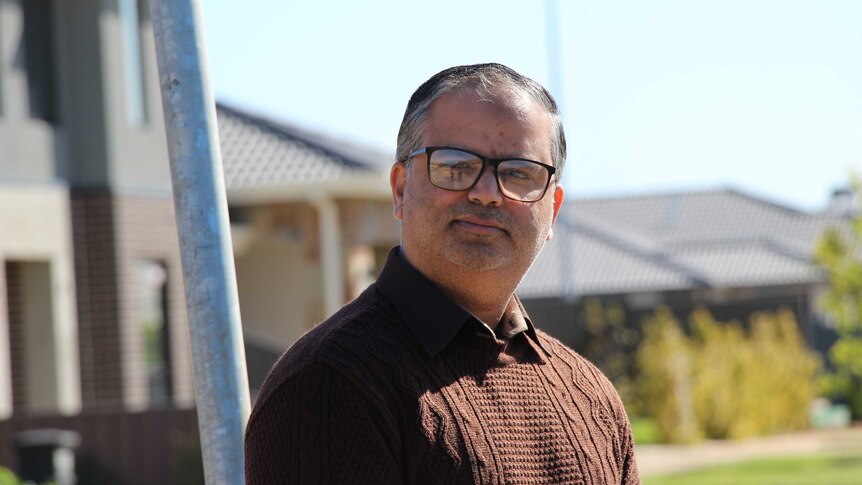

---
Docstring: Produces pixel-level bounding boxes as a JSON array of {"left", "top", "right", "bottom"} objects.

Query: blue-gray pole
[
  {"left": 545, "top": 0, "right": 575, "bottom": 301},
  {"left": 545, "top": 0, "right": 565, "bottom": 115},
  {"left": 148, "top": 1, "right": 250, "bottom": 483}
]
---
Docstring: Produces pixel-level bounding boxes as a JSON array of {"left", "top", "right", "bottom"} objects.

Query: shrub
[
  {"left": 577, "top": 298, "right": 642, "bottom": 415},
  {"left": 636, "top": 307, "right": 820, "bottom": 443},
  {"left": 0, "top": 467, "right": 55, "bottom": 485},
  {"left": 636, "top": 307, "right": 701, "bottom": 443},
  {"left": 0, "top": 468, "right": 21, "bottom": 485}
]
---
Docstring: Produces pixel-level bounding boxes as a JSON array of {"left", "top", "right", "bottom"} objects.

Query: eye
[{"left": 500, "top": 167, "right": 536, "bottom": 180}]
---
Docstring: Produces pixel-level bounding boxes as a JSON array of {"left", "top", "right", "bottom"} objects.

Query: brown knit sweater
[{"left": 245, "top": 252, "right": 639, "bottom": 484}]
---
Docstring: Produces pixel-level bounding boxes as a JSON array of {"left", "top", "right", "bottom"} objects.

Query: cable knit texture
[{"left": 245, "top": 282, "right": 639, "bottom": 484}]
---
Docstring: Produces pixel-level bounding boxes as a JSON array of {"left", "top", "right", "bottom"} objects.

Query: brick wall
[
  {"left": 114, "top": 193, "right": 194, "bottom": 409},
  {"left": 70, "top": 189, "right": 193, "bottom": 411},
  {"left": 70, "top": 191, "right": 124, "bottom": 409}
]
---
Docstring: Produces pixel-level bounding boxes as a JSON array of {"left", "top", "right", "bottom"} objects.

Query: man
[{"left": 245, "top": 63, "right": 639, "bottom": 484}]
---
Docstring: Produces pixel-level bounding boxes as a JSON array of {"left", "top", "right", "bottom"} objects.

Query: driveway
[{"left": 635, "top": 425, "right": 862, "bottom": 476}]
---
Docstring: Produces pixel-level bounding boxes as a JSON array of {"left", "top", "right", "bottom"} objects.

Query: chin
[{"left": 441, "top": 243, "right": 513, "bottom": 272}]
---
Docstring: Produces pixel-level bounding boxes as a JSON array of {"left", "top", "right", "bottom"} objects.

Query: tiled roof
[
  {"left": 519, "top": 189, "right": 847, "bottom": 298},
  {"left": 213, "top": 104, "right": 849, "bottom": 297},
  {"left": 216, "top": 103, "right": 391, "bottom": 192},
  {"left": 521, "top": 222, "right": 696, "bottom": 297}
]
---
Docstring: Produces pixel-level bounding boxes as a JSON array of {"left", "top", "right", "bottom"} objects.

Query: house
[
  {"left": 217, "top": 103, "right": 398, "bottom": 394},
  {"left": 519, "top": 189, "right": 851, "bottom": 359},
  {"left": 0, "top": 0, "right": 196, "bottom": 482},
  {"left": 0, "top": 1, "right": 395, "bottom": 482},
  {"left": 0, "top": 0, "right": 853, "bottom": 482}
]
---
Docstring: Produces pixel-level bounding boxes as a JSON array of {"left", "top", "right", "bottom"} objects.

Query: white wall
[
  {"left": 0, "top": 1, "right": 65, "bottom": 182},
  {"left": 233, "top": 203, "right": 324, "bottom": 351},
  {"left": 0, "top": 184, "right": 81, "bottom": 417}
]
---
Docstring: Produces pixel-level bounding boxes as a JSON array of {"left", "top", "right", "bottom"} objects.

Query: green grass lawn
[{"left": 642, "top": 453, "right": 862, "bottom": 485}]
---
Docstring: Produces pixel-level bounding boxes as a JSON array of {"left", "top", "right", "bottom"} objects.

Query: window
[
  {"left": 6, "top": 262, "right": 27, "bottom": 413},
  {"left": 119, "top": 0, "right": 148, "bottom": 126},
  {"left": 22, "top": 0, "right": 58, "bottom": 123},
  {"left": 135, "top": 261, "right": 172, "bottom": 407}
]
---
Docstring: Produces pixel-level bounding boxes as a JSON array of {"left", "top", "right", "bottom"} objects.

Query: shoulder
[
  {"left": 535, "top": 329, "right": 638, "bottom": 470},
  {"left": 244, "top": 360, "right": 404, "bottom": 484},
  {"left": 535, "top": 329, "right": 603, "bottom": 375},
  {"left": 534, "top": 329, "right": 640, "bottom": 482},
  {"left": 535, "top": 329, "right": 628, "bottom": 414}
]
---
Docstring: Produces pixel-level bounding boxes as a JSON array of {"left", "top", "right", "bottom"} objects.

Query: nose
[{"left": 467, "top": 166, "right": 504, "bottom": 207}]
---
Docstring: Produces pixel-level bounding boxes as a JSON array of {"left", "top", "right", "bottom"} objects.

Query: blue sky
[{"left": 202, "top": 0, "right": 861, "bottom": 212}]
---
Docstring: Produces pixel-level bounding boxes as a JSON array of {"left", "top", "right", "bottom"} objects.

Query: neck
[
  {"left": 441, "top": 284, "right": 514, "bottom": 331},
  {"left": 402, "top": 250, "right": 520, "bottom": 330}
]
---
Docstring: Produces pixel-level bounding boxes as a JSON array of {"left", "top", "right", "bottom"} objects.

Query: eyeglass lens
[{"left": 427, "top": 148, "right": 549, "bottom": 201}]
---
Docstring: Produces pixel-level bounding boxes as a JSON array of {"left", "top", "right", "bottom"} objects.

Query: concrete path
[{"left": 635, "top": 425, "right": 862, "bottom": 477}]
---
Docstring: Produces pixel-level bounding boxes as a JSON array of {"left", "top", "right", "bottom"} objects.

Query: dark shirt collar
[{"left": 375, "top": 246, "right": 550, "bottom": 358}]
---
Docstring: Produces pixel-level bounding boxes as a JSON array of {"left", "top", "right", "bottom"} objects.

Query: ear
[
  {"left": 390, "top": 162, "right": 408, "bottom": 220},
  {"left": 546, "top": 184, "right": 565, "bottom": 241}
]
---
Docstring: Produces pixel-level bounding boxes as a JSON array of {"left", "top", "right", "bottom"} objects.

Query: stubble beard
[
  {"left": 401, "top": 177, "right": 555, "bottom": 280},
  {"left": 434, "top": 204, "right": 551, "bottom": 274}
]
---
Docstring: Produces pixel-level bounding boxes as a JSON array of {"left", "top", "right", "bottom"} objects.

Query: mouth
[{"left": 453, "top": 216, "right": 508, "bottom": 235}]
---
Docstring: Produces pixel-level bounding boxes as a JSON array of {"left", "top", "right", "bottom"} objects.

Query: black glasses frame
[{"left": 402, "top": 146, "right": 556, "bottom": 202}]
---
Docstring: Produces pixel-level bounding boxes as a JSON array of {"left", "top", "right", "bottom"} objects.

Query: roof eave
[{"left": 226, "top": 172, "right": 392, "bottom": 205}]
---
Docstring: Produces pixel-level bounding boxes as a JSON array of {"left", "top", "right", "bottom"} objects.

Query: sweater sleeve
[
  {"left": 619, "top": 414, "right": 640, "bottom": 485},
  {"left": 611, "top": 388, "right": 640, "bottom": 485},
  {"left": 244, "top": 363, "right": 402, "bottom": 484}
]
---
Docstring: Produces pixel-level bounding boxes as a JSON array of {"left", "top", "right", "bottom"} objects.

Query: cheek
[
  {"left": 402, "top": 184, "right": 439, "bottom": 226},
  {"left": 527, "top": 204, "right": 555, "bottom": 236},
  {"left": 408, "top": 183, "right": 457, "bottom": 216}
]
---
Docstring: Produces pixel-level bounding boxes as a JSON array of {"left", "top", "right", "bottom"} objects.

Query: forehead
[
  {"left": 422, "top": 89, "right": 552, "bottom": 160},
  {"left": 438, "top": 85, "right": 540, "bottom": 120}
]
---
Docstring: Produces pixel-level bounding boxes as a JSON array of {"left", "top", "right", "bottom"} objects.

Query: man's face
[{"left": 390, "top": 89, "right": 564, "bottom": 279}]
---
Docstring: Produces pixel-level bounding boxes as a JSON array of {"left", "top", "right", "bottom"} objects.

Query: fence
[{"left": 0, "top": 408, "right": 201, "bottom": 484}]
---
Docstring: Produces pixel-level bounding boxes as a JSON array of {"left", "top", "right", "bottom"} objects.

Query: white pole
[
  {"left": 545, "top": 0, "right": 575, "bottom": 301},
  {"left": 313, "top": 195, "right": 345, "bottom": 317},
  {"left": 148, "top": 1, "right": 250, "bottom": 483},
  {"left": 545, "top": 0, "right": 566, "bottom": 114}
]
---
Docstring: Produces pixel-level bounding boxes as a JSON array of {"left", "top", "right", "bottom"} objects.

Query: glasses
[{"left": 402, "top": 146, "right": 556, "bottom": 202}]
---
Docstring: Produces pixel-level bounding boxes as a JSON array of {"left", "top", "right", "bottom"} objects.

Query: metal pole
[
  {"left": 545, "top": 0, "right": 575, "bottom": 303},
  {"left": 545, "top": 0, "right": 565, "bottom": 115},
  {"left": 148, "top": 1, "right": 250, "bottom": 483}
]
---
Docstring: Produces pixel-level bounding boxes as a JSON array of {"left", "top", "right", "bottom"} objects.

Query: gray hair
[{"left": 396, "top": 63, "right": 567, "bottom": 177}]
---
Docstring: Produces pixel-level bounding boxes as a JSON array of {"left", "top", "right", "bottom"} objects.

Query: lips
[
  {"left": 453, "top": 215, "right": 508, "bottom": 235},
  {"left": 456, "top": 216, "right": 503, "bottom": 229}
]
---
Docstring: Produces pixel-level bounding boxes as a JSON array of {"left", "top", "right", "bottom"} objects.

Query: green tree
[{"left": 814, "top": 181, "right": 862, "bottom": 418}]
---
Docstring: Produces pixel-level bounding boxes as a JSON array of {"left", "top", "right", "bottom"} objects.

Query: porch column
[
  {"left": 313, "top": 195, "right": 344, "bottom": 317},
  {"left": 0, "top": 260, "right": 11, "bottom": 419}
]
